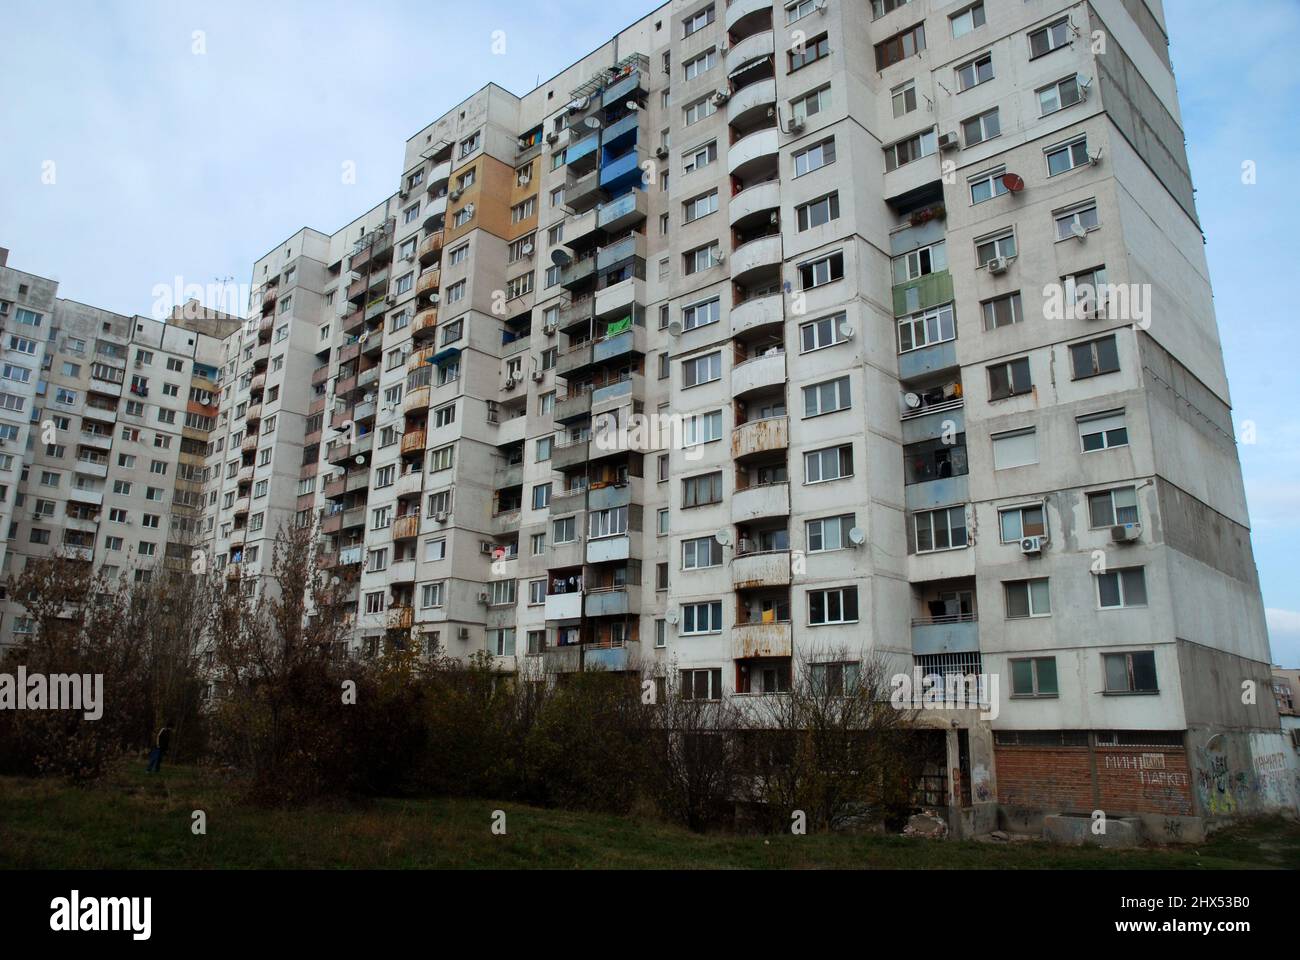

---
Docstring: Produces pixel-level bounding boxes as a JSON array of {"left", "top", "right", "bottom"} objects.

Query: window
[
  {"left": 804, "top": 444, "right": 853, "bottom": 483},
  {"left": 891, "top": 80, "right": 917, "bottom": 118},
  {"left": 1029, "top": 18, "right": 1071, "bottom": 59},
  {"left": 453, "top": 208, "right": 473, "bottom": 228},
  {"left": 1078, "top": 410, "right": 1128, "bottom": 452},
  {"left": 1070, "top": 334, "right": 1120, "bottom": 379},
  {"left": 682, "top": 297, "right": 720, "bottom": 331},
  {"left": 429, "top": 445, "right": 455, "bottom": 471},
  {"left": 683, "top": 5, "right": 714, "bottom": 37},
  {"left": 800, "top": 312, "right": 849, "bottom": 353},
  {"left": 802, "top": 376, "right": 851, "bottom": 417},
  {"left": 683, "top": 189, "right": 719, "bottom": 223},
  {"left": 682, "top": 471, "right": 723, "bottom": 507},
  {"left": 793, "top": 138, "right": 835, "bottom": 177},
  {"left": 531, "top": 483, "right": 551, "bottom": 510},
  {"left": 16, "top": 308, "right": 42, "bottom": 326},
  {"left": 796, "top": 192, "right": 840, "bottom": 231},
  {"left": 536, "top": 436, "right": 553, "bottom": 461},
  {"left": 682, "top": 536, "right": 723, "bottom": 570},
  {"left": 806, "top": 514, "right": 854, "bottom": 553},
  {"left": 1088, "top": 486, "right": 1139, "bottom": 528},
  {"left": 683, "top": 411, "right": 723, "bottom": 446},
  {"left": 871, "top": 0, "right": 912, "bottom": 18},
  {"left": 1005, "top": 578, "right": 1051, "bottom": 618},
  {"left": 1097, "top": 567, "right": 1148, "bottom": 609},
  {"left": 683, "top": 48, "right": 716, "bottom": 80},
  {"left": 426, "top": 580, "right": 452, "bottom": 608},
  {"left": 969, "top": 167, "right": 1009, "bottom": 204},
  {"left": 950, "top": 2, "right": 985, "bottom": 38},
  {"left": 962, "top": 108, "right": 1000, "bottom": 147},
  {"left": 683, "top": 96, "right": 718, "bottom": 126},
  {"left": 458, "top": 131, "right": 481, "bottom": 158},
  {"left": 1103, "top": 651, "right": 1158, "bottom": 693},
  {"left": 682, "top": 352, "right": 722, "bottom": 387},
  {"left": 914, "top": 506, "right": 968, "bottom": 552},
  {"left": 8, "top": 336, "right": 37, "bottom": 355},
  {"left": 683, "top": 141, "right": 717, "bottom": 174},
  {"left": 448, "top": 244, "right": 469, "bottom": 266},
  {"left": 884, "top": 129, "right": 936, "bottom": 171},
  {"left": 875, "top": 22, "right": 926, "bottom": 69},
  {"left": 425, "top": 536, "right": 448, "bottom": 562},
  {"left": 956, "top": 53, "right": 993, "bottom": 91},
  {"left": 999, "top": 503, "right": 1047, "bottom": 542},
  {"left": 893, "top": 241, "right": 946, "bottom": 284},
  {"left": 681, "top": 601, "right": 723, "bottom": 635},
  {"left": 368, "top": 548, "right": 389, "bottom": 573},
  {"left": 809, "top": 661, "right": 860, "bottom": 697},
  {"left": 991, "top": 428, "right": 1038, "bottom": 469},
  {"left": 1011, "top": 658, "right": 1059, "bottom": 698},
  {"left": 490, "top": 580, "right": 517, "bottom": 607},
  {"left": 508, "top": 233, "right": 535, "bottom": 262},
  {"left": 656, "top": 562, "right": 669, "bottom": 590},
  {"left": 1047, "top": 137, "right": 1090, "bottom": 176},
  {"left": 975, "top": 230, "right": 1017, "bottom": 266},
  {"left": 988, "top": 357, "right": 1032, "bottom": 401},
  {"left": 791, "top": 84, "right": 831, "bottom": 123},
  {"left": 982, "top": 292, "right": 1022, "bottom": 331},
  {"left": 798, "top": 252, "right": 844, "bottom": 289},
  {"left": 789, "top": 33, "right": 829, "bottom": 71},
  {"left": 897, "top": 303, "right": 955, "bottom": 353},
  {"left": 588, "top": 506, "right": 627, "bottom": 539},
  {"left": 683, "top": 243, "right": 721, "bottom": 274},
  {"left": 1039, "top": 75, "right": 1083, "bottom": 116},
  {"left": 808, "top": 587, "right": 859, "bottom": 625},
  {"left": 510, "top": 197, "right": 536, "bottom": 224},
  {"left": 681, "top": 668, "right": 724, "bottom": 701}
]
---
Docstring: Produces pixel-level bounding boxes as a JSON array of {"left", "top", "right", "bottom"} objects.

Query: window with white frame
[
  {"left": 1078, "top": 410, "right": 1128, "bottom": 452},
  {"left": 681, "top": 601, "right": 723, "bottom": 635},
  {"left": 914, "top": 506, "right": 968, "bottom": 553},
  {"left": 802, "top": 376, "right": 851, "bottom": 417},
  {"left": 897, "top": 303, "right": 955, "bottom": 353},
  {"left": 999, "top": 502, "right": 1047, "bottom": 542},
  {"left": 1004, "top": 578, "right": 1051, "bottom": 618},
  {"left": 1097, "top": 567, "right": 1147, "bottom": 609},
  {"left": 808, "top": 586, "right": 859, "bottom": 625},
  {"left": 804, "top": 444, "right": 853, "bottom": 483},
  {"left": 682, "top": 352, "right": 722, "bottom": 388},
  {"left": 800, "top": 312, "right": 850, "bottom": 353},
  {"left": 1087, "top": 486, "right": 1139, "bottom": 528},
  {"left": 806, "top": 514, "right": 855, "bottom": 553}
]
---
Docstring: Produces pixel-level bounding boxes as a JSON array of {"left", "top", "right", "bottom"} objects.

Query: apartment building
[
  {"left": 3, "top": 0, "right": 1284, "bottom": 832},
  {"left": 0, "top": 249, "right": 238, "bottom": 642}
]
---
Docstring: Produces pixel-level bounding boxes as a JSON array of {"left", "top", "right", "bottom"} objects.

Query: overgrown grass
[{"left": 1, "top": 762, "right": 1296, "bottom": 869}]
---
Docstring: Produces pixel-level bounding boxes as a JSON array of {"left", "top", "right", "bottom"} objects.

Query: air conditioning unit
[
  {"left": 505, "top": 375, "right": 520, "bottom": 389},
  {"left": 1110, "top": 523, "right": 1141, "bottom": 543},
  {"left": 449, "top": 189, "right": 463, "bottom": 201},
  {"left": 531, "top": 370, "right": 545, "bottom": 383},
  {"left": 987, "top": 256, "right": 1009, "bottom": 275},
  {"left": 458, "top": 627, "right": 471, "bottom": 640},
  {"left": 434, "top": 512, "right": 449, "bottom": 523},
  {"left": 398, "top": 191, "right": 409, "bottom": 201},
  {"left": 712, "top": 89, "right": 730, "bottom": 105},
  {"left": 788, "top": 118, "right": 806, "bottom": 134},
  {"left": 1079, "top": 300, "right": 1102, "bottom": 320},
  {"left": 478, "top": 592, "right": 491, "bottom": 604},
  {"left": 546, "top": 131, "right": 560, "bottom": 144},
  {"left": 543, "top": 320, "right": 558, "bottom": 336},
  {"left": 938, "top": 131, "right": 960, "bottom": 152},
  {"left": 386, "top": 295, "right": 398, "bottom": 305},
  {"left": 1020, "top": 536, "right": 1044, "bottom": 555},
  {"left": 655, "top": 146, "right": 669, "bottom": 160}
]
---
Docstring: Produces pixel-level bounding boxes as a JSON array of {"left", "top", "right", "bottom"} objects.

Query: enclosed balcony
[
  {"left": 597, "top": 190, "right": 647, "bottom": 232},
  {"left": 732, "top": 622, "right": 793, "bottom": 661},
  {"left": 910, "top": 579, "right": 979, "bottom": 658},
  {"left": 731, "top": 549, "right": 792, "bottom": 589}
]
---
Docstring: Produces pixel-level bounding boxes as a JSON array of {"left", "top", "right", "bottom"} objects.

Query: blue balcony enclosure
[{"left": 600, "top": 148, "right": 642, "bottom": 192}]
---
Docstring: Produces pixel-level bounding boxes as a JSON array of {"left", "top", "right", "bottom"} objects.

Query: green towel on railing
[{"left": 605, "top": 316, "right": 631, "bottom": 337}]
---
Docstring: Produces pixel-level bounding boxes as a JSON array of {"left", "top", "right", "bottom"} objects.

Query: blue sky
[{"left": 1, "top": 0, "right": 1296, "bottom": 660}]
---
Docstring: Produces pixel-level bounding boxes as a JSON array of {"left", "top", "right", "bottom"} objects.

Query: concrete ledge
[{"left": 1043, "top": 813, "right": 1143, "bottom": 848}]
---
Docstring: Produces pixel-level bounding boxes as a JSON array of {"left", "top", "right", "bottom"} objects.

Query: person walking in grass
[{"left": 145, "top": 720, "right": 174, "bottom": 774}]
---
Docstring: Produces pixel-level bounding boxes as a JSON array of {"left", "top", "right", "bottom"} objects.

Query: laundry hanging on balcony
[{"left": 604, "top": 316, "right": 632, "bottom": 337}]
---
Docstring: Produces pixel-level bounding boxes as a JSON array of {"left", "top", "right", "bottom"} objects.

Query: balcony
[
  {"left": 418, "top": 231, "right": 444, "bottom": 264},
  {"left": 732, "top": 481, "right": 790, "bottom": 523},
  {"left": 732, "top": 350, "right": 785, "bottom": 399},
  {"left": 585, "top": 585, "right": 640, "bottom": 618},
  {"left": 543, "top": 644, "right": 582, "bottom": 674},
  {"left": 601, "top": 70, "right": 645, "bottom": 107},
  {"left": 566, "top": 130, "right": 599, "bottom": 169},
  {"left": 911, "top": 615, "right": 980, "bottom": 657},
  {"left": 320, "top": 511, "right": 342, "bottom": 535},
  {"left": 584, "top": 645, "right": 631, "bottom": 672},
  {"left": 727, "top": 77, "right": 777, "bottom": 128},
  {"left": 416, "top": 268, "right": 441, "bottom": 297},
  {"left": 559, "top": 255, "right": 597, "bottom": 290},
  {"left": 729, "top": 179, "right": 781, "bottom": 229},
  {"left": 553, "top": 388, "right": 592, "bottom": 423},
  {"left": 594, "top": 278, "right": 645, "bottom": 321},
  {"left": 249, "top": 373, "right": 266, "bottom": 395},
  {"left": 394, "top": 471, "right": 423, "bottom": 499},
  {"left": 725, "top": 29, "right": 774, "bottom": 76},
  {"left": 342, "top": 506, "right": 366, "bottom": 529},
  {"left": 68, "top": 487, "right": 104, "bottom": 506},
  {"left": 732, "top": 621, "right": 793, "bottom": 660},
  {"left": 74, "top": 460, "right": 108, "bottom": 479},
  {"left": 596, "top": 190, "right": 647, "bottom": 232},
  {"left": 731, "top": 550, "right": 792, "bottom": 589},
  {"left": 245, "top": 403, "right": 262, "bottom": 424},
  {"left": 545, "top": 592, "right": 583, "bottom": 622},
  {"left": 586, "top": 533, "right": 636, "bottom": 565},
  {"left": 311, "top": 364, "right": 331, "bottom": 386},
  {"left": 598, "top": 148, "right": 646, "bottom": 192},
  {"left": 592, "top": 373, "right": 642, "bottom": 412},
  {"left": 392, "top": 514, "right": 421, "bottom": 540},
  {"left": 730, "top": 234, "right": 782, "bottom": 285},
  {"left": 400, "top": 430, "right": 426, "bottom": 455},
  {"left": 491, "top": 509, "right": 521, "bottom": 535},
  {"left": 241, "top": 435, "right": 259, "bottom": 455},
  {"left": 78, "top": 432, "right": 113, "bottom": 451},
  {"left": 557, "top": 342, "right": 594, "bottom": 379},
  {"left": 357, "top": 365, "right": 380, "bottom": 390},
  {"left": 552, "top": 438, "right": 591, "bottom": 471},
  {"left": 233, "top": 496, "right": 252, "bottom": 516},
  {"left": 404, "top": 385, "right": 431, "bottom": 414},
  {"left": 732, "top": 415, "right": 788, "bottom": 460},
  {"left": 897, "top": 339, "right": 960, "bottom": 381},
  {"left": 725, "top": 0, "right": 772, "bottom": 32},
  {"left": 89, "top": 377, "right": 123, "bottom": 398},
  {"left": 412, "top": 307, "right": 438, "bottom": 340},
  {"left": 567, "top": 206, "right": 600, "bottom": 244},
  {"left": 338, "top": 545, "right": 363, "bottom": 567},
  {"left": 728, "top": 127, "right": 779, "bottom": 180},
  {"left": 237, "top": 466, "right": 254, "bottom": 485},
  {"left": 389, "top": 560, "right": 416, "bottom": 585},
  {"left": 565, "top": 168, "right": 604, "bottom": 212}
]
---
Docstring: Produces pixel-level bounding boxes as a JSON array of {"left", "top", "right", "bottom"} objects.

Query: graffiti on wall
[{"left": 1194, "top": 733, "right": 1300, "bottom": 817}]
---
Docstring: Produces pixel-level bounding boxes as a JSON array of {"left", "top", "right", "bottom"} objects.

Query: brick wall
[{"left": 995, "top": 744, "right": 1193, "bottom": 816}]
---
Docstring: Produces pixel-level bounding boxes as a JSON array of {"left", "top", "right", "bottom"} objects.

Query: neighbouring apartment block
[{"left": 1, "top": 0, "right": 1292, "bottom": 834}]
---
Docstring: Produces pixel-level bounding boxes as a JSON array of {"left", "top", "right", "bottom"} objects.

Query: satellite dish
[
  {"left": 1070, "top": 221, "right": 1089, "bottom": 241},
  {"left": 714, "top": 529, "right": 732, "bottom": 547},
  {"left": 625, "top": 101, "right": 640, "bottom": 111},
  {"left": 583, "top": 117, "right": 601, "bottom": 130},
  {"left": 1077, "top": 73, "right": 1092, "bottom": 91},
  {"left": 848, "top": 527, "right": 866, "bottom": 547},
  {"left": 354, "top": 455, "right": 365, "bottom": 466},
  {"left": 667, "top": 320, "right": 683, "bottom": 337},
  {"left": 429, "top": 293, "right": 440, "bottom": 305},
  {"left": 521, "top": 242, "right": 534, "bottom": 255},
  {"left": 363, "top": 393, "right": 375, "bottom": 403},
  {"left": 904, "top": 392, "right": 922, "bottom": 409},
  {"left": 666, "top": 613, "right": 680, "bottom": 626},
  {"left": 464, "top": 203, "right": 475, "bottom": 216},
  {"left": 1002, "top": 172, "right": 1025, "bottom": 193},
  {"left": 551, "top": 249, "right": 573, "bottom": 267},
  {"left": 838, "top": 319, "right": 856, "bottom": 340},
  {"left": 335, "top": 419, "right": 354, "bottom": 434}
]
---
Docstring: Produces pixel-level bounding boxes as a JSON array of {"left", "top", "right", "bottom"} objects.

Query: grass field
[{"left": 2, "top": 762, "right": 1297, "bottom": 869}]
